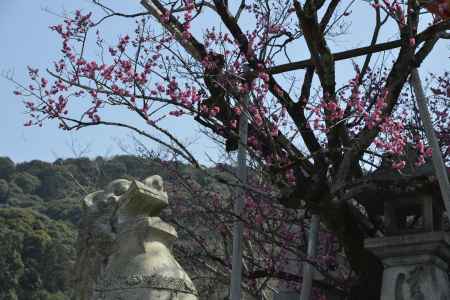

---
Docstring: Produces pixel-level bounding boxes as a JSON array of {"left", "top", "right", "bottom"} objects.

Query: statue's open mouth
[{"left": 120, "top": 176, "right": 169, "bottom": 217}]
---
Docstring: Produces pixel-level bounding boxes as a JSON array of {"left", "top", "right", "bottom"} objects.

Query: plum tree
[{"left": 10, "top": 1, "right": 449, "bottom": 299}]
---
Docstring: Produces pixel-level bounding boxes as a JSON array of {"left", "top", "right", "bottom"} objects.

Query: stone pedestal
[
  {"left": 365, "top": 232, "right": 450, "bottom": 300},
  {"left": 274, "top": 291, "right": 300, "bottom": 300}
]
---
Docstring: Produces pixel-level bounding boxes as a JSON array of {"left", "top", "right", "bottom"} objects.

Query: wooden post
[
  {"left": 230, "top": 87, "right": 250, "bottom": 300},
  {"left": 410, "top": 68, "right": 450, "bottom": 223},
  {"left": 300, "top": 214, "right": 320, "bottom": 300}
]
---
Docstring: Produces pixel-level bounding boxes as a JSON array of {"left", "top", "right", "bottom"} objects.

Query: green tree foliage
[
  {"left": 0, "top": 229, "right": 24, "bottom": 300},
  {"left": 0, "top": 179, "right": 9, "bottom": 202},
  {"left": 97, "top": 158, "right": 128, "bottom": 186},
  {"left": 16, "top": 161, "right": 74, "bottom": 200},
  {"left": 7, "top": 195, "right": 44, "bottom": 209},
  {"left": 0, "top": 208, "right": 75, "bottom": 300},
  {"left": 0, "top": 157, "right": 15, "bottom": 180},
  {"left": 56, "top": 157, "right": 100, "bottom": 187},
  {"left": 6, "top": 180, "right": 44, "bottom": 208},
  {"left": 38, "top": 198, "right": 81, "bottom": 226},
  {"left": 11, "top": 172, "right": 41, "bottom": 194},
  {"left": 113, "top": 155, "right": 164, "bottom": 179}
]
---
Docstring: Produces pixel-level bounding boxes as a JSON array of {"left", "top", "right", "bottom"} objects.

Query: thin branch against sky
[{"left": 0, "top": 0, "right": 447, "bottom": 163}]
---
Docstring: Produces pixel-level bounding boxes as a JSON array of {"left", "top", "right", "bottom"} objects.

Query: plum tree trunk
[{"left": 321, "top": 201, "right": 383, "bottom": 299}]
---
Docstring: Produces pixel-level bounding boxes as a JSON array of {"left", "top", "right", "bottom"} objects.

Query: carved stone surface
[
  {"left": 365, "top": 232, "right": 450, "bottom": 300},
  {"left": 74, "top": 175, "right": 198, "bottom": 300}
]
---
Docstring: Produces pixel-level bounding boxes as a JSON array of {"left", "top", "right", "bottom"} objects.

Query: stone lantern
[
  {"left": 364, "top": 163, "right": 450, "bottom": 300},
  {"left": 383, "top": 190, "right": 443, "bottom": 235}
]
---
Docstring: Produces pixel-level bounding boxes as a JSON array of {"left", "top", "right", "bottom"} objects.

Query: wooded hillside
[{"left": 0, "top": 155, "right": 231, "bottom": 300}]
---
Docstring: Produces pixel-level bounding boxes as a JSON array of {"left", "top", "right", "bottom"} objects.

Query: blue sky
[
  {"left": 0, "top": 1, "right": 140, "bottom": 162},
  {"left": 0, "top": 1, "right": 448, "bottom": 163},
  {"left": 0, "top": 0, "right": 219, "bottom": 163}
]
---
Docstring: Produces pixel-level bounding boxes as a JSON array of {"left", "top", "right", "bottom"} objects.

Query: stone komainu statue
[{"left": 74, "top": 175, "right": 198, "bottom": 300}]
